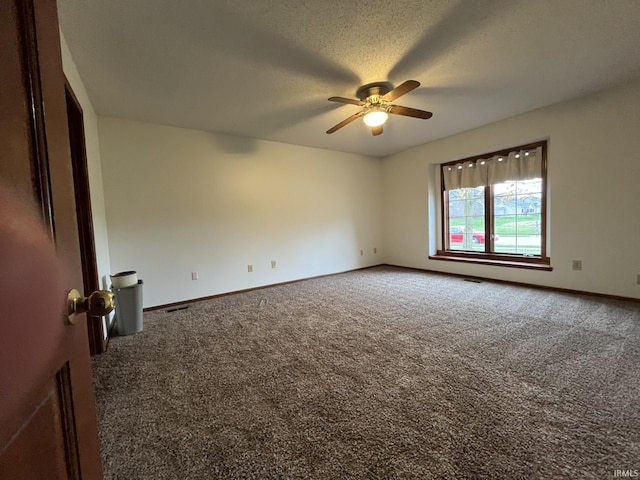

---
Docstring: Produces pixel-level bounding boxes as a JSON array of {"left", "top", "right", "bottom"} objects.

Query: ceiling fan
[{"left": 326, "top": 80, "right": 433, "bottom": 136}]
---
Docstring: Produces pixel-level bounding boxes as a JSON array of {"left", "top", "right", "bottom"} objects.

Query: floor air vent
[{"left": 166, "top": 305, "right": 189, "bottom": 313}]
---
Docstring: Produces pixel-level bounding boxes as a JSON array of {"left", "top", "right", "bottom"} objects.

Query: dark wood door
[{"left": 0, "top": 0, "right": 103, "bottom": 478}]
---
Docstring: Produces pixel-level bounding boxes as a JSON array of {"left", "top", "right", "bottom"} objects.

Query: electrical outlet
[
  {"left": 271, "top": 260, "right": 276, "bottom": 269},
  {"left": 248, "top": 265, "right": 253, "bottom": 272},
  {"left": 191, "top": 271, "right": 198, "bottom": 280},
  {"left": 636, "top": 274, "right": 640, "bottom": 286},
  {"left": 572, "top": 260, "right": 582, "bottom": 271},
  {"left": 373, "top": 247, "right": 377, "bottom": 254},
  {"left": 360, "top": 249, "right": 364, "bottom": 256}
]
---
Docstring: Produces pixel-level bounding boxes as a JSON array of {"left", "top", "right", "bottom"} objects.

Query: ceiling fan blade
[
  {"left": 372, "top": 125, "right": 383, "bottom": 136},
  {"left": 383, "top": 80, "right": 420, "bottom": 102},
  {"left": 328, "top": 96, "right": 366, "bottom": 106},
  {"left": 326, "top": 112, "right": 362, "bottom": 134},
  {"left": 388, "top": 104, "right": 433, "bottom": 119}
]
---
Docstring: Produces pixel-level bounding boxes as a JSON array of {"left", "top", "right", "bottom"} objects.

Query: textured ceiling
[{"left": 57, "top": 0, "right": 640, "bottom": 158}]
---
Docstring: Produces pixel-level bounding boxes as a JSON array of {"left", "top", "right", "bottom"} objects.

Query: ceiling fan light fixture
[{"left": 363, "top": 108, "right": 388, "bottom": 127}]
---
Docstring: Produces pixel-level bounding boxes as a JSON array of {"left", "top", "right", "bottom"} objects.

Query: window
[{"left": 431, "top": 141, "right": 550, "bottom": 270}]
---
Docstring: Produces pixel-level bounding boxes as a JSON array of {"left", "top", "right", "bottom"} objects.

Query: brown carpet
[{"left": 93, "top": 266, "right": 640, "bottom": 479}]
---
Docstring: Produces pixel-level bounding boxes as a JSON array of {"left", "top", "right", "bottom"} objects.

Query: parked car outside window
[{"left": 449, "top": 226, "right": 498, "bottom": 244}]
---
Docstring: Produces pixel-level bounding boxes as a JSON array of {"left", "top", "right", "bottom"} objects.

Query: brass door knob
[{"left": 67, "top": 289, "right": 116, "bottom": 324}]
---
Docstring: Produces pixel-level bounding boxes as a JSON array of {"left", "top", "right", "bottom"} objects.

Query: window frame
[{"left": 431, "top": 140, "right": 551, "bottom": 271}]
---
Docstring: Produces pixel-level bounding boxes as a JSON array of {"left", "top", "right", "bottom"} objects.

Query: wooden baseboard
[
  {"left": 143, "top": 265, "right": 384, "bottom": 312},
  {"left": 143, "top": 263, "right": 639, "bottom": 312},
  {"left": 383, "top": 264, "right": 640, "bottom": 303}
]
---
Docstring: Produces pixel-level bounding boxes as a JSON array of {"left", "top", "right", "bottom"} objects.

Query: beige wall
[
  {"left": 98, "top": 118, "right": 383, "bottom": 307},
  {"left": 382, "top": 77, "right": 640, "bottom": 299}
]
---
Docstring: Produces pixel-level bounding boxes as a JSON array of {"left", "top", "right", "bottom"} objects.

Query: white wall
[
  {"left": 382, "top": 77, "right": 640, "bottom": 299},
  {"left": 98, "top": 118, "right": 383, "bottom": 308},
  {"left": 60, "top": 33, "right": 114, "bottom": 330}
]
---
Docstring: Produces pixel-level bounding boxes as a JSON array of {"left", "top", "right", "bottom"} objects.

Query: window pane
[
  {"left": 448, "top": 187, "right": 485, "bottom": 251},
  {"left": 493, "top": 179, "right": 542, "bottom": 255}
]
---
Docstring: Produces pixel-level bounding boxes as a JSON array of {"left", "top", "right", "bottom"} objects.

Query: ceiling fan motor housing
[{"left": 356, "top": 82, "right": 393, "bottom": 102}]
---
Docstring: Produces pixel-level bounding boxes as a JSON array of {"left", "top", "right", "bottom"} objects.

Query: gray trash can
[{"left": 112, "top": 279, "right": 144, "bottom": 335}]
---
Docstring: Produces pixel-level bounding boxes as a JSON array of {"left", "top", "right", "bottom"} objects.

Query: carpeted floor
[{"left": 93, "top": 266, "right": 640, "bottom": 479}]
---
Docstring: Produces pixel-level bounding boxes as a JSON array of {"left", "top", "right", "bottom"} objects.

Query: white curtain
[{"left": 442, "top": 146, "right": 542, "bottom": 190}]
